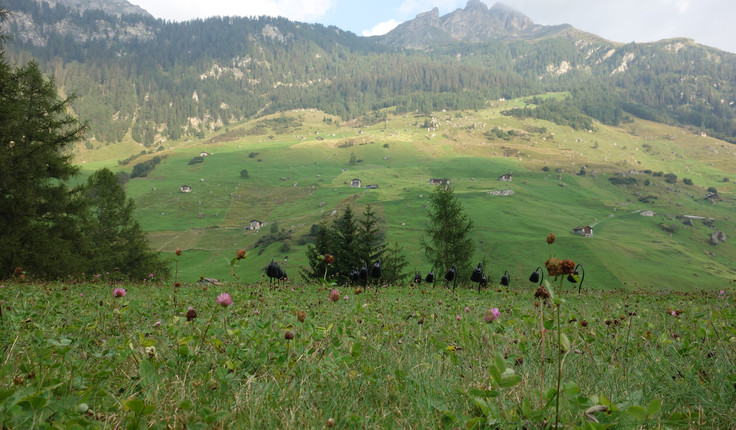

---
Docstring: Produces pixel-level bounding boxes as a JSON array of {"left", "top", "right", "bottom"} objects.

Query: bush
[
  {"left": 664, "top": 173, "right": 678, "bottom": 184},
  {"left": 609, "top": 176, "right": 638, "bottom": 186},
  {"left": 240, "top": 169, "right": 249, "bottom": 179},
  {"left": 188, "top": 156, "right": 204, "bottom": 165},
  {"left": 131, "top": 156, "right": 163, "bottom": 178},
  {"left": 682, "top": 178, "right": 693, "bottom": 185}
]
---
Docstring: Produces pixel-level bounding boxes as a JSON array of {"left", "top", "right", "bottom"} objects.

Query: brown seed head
[
  {"left": 323, "top": 254, "right": 334, "bottom": 264},
  {"left": 545, "top": 257, "right": 562, "bottom": 277},
  {"left": 560, "top": 259, "right": 576, "bottom": 275},
  {"left": 284, "top": 331, "right": 294, "bottom": 340},
  {"left": 186, "top": 306, "right": 197, "bottom": 321},
  {"left": 546, "top": 233, "right": 556, "bottom": 244},
  {"left": 297, "top": 310, "right": 306, "bottom": 323},
  {"left": 236, "top": 249, "right": 247, "bottom": 260},
  {"left": 534, "top": 285, "right": 550, "bottom": 300},
  {"left": 175, "top": 248, "right": 182, "bottom": 256},
  {"left": 354, "top": 286, "right": 363, "bottom": 295}
]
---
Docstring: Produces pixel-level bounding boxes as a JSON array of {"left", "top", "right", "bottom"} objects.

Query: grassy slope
[{"left": 76, "top": 99, "right": 736, "bottom": 289}]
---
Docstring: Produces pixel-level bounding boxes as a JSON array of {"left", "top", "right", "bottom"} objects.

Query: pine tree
[{"left": 422, "top": 185, "right": 475, "bottom": 278}]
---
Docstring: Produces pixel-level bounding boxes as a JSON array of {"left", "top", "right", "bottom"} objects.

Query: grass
[
  {"left": 73, "top": 101, "right": 736, "bottom": 289},
  {"left": 1, "top": 276, "right": 734, "bottom": 428}
]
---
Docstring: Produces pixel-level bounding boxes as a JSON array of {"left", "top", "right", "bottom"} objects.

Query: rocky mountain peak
[{"left": 379, "top": 1, "right": 570, "bottom": 48}]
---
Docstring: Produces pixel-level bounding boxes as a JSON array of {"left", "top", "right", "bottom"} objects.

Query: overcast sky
[{"left": 130, "top": 0, "right": 736, "bottom": 54}]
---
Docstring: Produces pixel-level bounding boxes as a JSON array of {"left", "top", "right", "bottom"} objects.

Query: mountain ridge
[
  {"left": 3, "top": 0, "right": 736, "bottom": 148},
  {"left": 377, "top": 1, "right": 573, "bottom": 48}
]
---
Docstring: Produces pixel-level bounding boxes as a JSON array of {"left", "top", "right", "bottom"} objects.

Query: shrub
[{"left": 188, "top": 156, "right": 204, "bottom": 165}]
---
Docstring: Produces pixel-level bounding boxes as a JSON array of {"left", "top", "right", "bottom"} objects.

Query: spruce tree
[
  {"left": 82, "top": 168, "right": 169, "bottom": 279},
  {"left": 0, "top": 56, "right": 88, "bottom": 278},
  {"left": 422, "top": 185, "right": 475, "bottom": 278},
  {"left": 358, "top": 205, "right": 386, "bottom": 268}
]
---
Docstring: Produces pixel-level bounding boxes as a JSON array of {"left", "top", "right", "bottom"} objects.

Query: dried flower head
[
  {"left": 297, "top": 310, "right": 306, "bottom": 323},
  {"left": 329, "top": 289, "right": 340, "bottom": 302},
  {"left": 14, "top": 267, "right": 23, "bottom": 276},
  {"left": 354, "top": 286, "right": 363, "bottom": 295},
  {"left": 174, "top": 281, "right": 181, "bottom": 289},
  {"left": 112, "top": 288, "right": 126, "bottom": 298},
  {"left": 186, "top": 306, "right": 197, "bottom": 321},
  {"left": 284, "top": 331, "right": 294, "bottom": 340},
  {"left": 546, "top": 233, "right": 556, "bottom": 244},
  {"left": 560, "top": 259, "right": 576, "bottom": 275},
  {"left": 534, "top": 285, "right": 550, "bottom": 301},
  {"left": 175, "top": 248, "right": 182, "bottom": 256},
  {"left": 217, "top": 292, "right": 233, "bottom": 307},
  {"left": 545, "top": 257, "right": 562, "bottom": 277},
  {"left": 323, "top": 254, "right": 335, "bottom": 265},
  {"left": 236, "top": 249, "right": 246, "bottom": 260}
]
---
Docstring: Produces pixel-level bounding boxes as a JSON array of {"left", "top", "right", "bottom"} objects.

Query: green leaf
[
  {"left": 141, "top": 338, "right": 157, "bottom": 347},
  {"left": 564, "top": 382, "right": 580, "bottom": 397},
  {"left": 646, "top": 398, "right": 662, "bottom": 417},
  {"left": 139, "top": 359, "right": 160, "bottom": 388},
  {"left": 179, "top": 399, "right": 193, "bottom": 411},
  {"left": 468, "top": 388, "right": 499, "bottom": 398},
  {"left": 489, "top": 365, "right": 502, "bottom": 384},
  {"left": 473, "top": 398, "right": 491, "bottom": 417},
  {"left": 498, "top": 374, "right": 522, "bottom": 388},
  {"left": 494, "top": 352, "right": 507, "bottom": 373},
  {"left": 351, "top": 342, "right": 362, "bottom": 358},
  {"left": 560, "top": 333, "right": 571, "bottom": 353},
  {"left": 124, "top": 398, "right": 145, "bottom": 413},
  {"left": 627, "top": 405, "right": 648, "bottom": 421}
]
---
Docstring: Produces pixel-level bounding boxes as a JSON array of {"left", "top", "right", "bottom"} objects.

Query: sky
[{"left": 129, "top": 0, "right": 736, "bottom": 54}]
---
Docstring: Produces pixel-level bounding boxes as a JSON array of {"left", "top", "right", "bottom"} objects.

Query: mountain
[
  {"left": 378, "top": 1, "right": 571, "bottom": 49},
  {"left": 2, "top": 0, "right": 736, "bottom": 148},
  {"left": 34, "top": 0, "right": 150, "bottom": 17}
]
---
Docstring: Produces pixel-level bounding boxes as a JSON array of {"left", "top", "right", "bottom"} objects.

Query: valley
[{"left": 76, "top": 99, "right": 736, "bottom": 289}]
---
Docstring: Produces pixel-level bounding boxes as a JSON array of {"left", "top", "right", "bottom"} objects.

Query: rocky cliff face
[
  {"left": 38, "top": 0, "right": 152, "bottom": 17},
  {"left": 4, "top": 0, "right": 155, "bottom": 47},
  {"left": 378, "top": 1, "right": 571, "bottom": 48}
]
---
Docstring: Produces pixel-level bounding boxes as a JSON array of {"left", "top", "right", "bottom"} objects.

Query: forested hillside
[{"left": 3, "top": 0, "right": 736, "bottom": 150}]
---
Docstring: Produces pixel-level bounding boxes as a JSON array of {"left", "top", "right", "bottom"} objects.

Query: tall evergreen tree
[
  {"left": 332, "top": 205, "right": 361, "bottom": 279},
  {"left": 357, "top": 205, "right": 385, "bottom": 268},
  {"left": 422, "top": 185, "right": 475, "bottom": 278},
  {"left": 0, "top": 54, "right": 88, "bottom": 278},
  {"left": 82, "top": 168, "right": 169, "bottom": 279}
]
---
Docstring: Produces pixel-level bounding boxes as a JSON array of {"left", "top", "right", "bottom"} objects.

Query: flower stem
[
  {"left": 539, "top": 302, "right": 545, "bottom": 409},
  {"left": 554, "top": 277, "right": 563, "bottom": 430}
]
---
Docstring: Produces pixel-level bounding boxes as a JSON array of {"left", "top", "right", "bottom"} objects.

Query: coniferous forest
[{"left": 4, "top": 0, "right": 736, "bottom": 148}]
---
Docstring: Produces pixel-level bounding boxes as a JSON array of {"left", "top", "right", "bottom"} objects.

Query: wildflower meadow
[{"left": 1, "top": 244, "right": 734, "bottom": 429}]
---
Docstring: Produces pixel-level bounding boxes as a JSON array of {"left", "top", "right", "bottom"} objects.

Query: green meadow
[
  {"left": 78, "top": 99, "right": 736, "bottom": 289},
  {"left": 0, "top": 278, "right": 734, "bottom": 428}
]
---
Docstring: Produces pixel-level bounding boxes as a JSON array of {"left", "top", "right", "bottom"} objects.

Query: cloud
[{"left": 362, "top": 19, "right": 401, "bottom": 36}]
